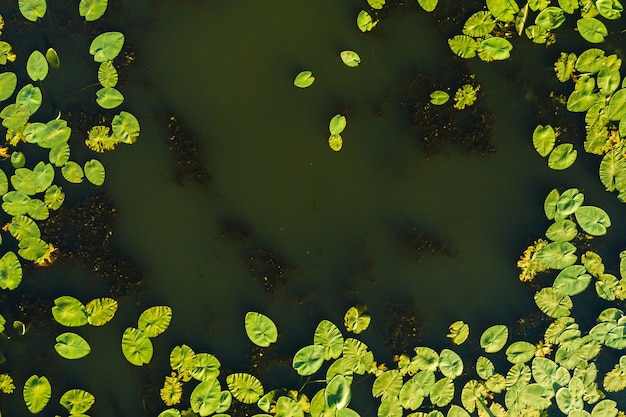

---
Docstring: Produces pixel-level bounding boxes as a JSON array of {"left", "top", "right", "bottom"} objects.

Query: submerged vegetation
[{"left": 2, "top": 0, "right": 626, "bottom": 416}]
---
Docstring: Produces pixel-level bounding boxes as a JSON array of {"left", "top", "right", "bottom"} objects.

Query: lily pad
[
  {"left": 191, "top": 378, "right": 222, "bottom": 416},
  {"left": 98, "top": 61, "right": 118, "bottom": 87},
  {"left": 533, "top": 124, "right": 556, "bottom": 157},
  {"left": 292, "top": 344, "right": 325, "bottom": 376},
  {"left": 535, "top": 287, "right": 573, "bottom": 318},
  {"left": 52, "top": 296, "right": 88, "bottom": 327},
  {"left": 430, "top": 90, "right": 450, "bottom": 105},
  {"left": 121, "top": 327, "right": 153, "bottom": 366},
  {"left": 448, "top": 35, "right": 478, "bottom": 58},
  {"left": 326, "top": 374, "right": 351, "bottom": 409},
  {"left": 79, "top": 0, "right": 108, "bottom": 21},
  {"left": 480, "top": 325, "right": 509, "bottom": 353},
  {"left": 372, "top": 369, "right": 402, "bottom": 399},
  {"left": 577, "top": 18, "right": 608, "bottom": 43},
  {"left": 505, "top": 341, "right": 536, "bottom": 364},
  {"left": 294, "top": 71, "right": 315, "bottom": 88},
  {"left": 112, "top": 111, "right": 140, "bottom": 144},
  {"left": 553, "top": 265, "right": 592, "bottom": 295},
  {"left": 417, "top": 0, "right": 439, "bottom": 12},
  {"left": 0, "top": 72, "right": 17, "bottom": 102},
  {"left": 446, "top": 320, "right": 469, "bottom": 345},
  {"left": 438, "top": 349, "right": 463, "bottom": 379},
  {"left": 536, "top": 241, "right": 577, "bottom": 270},
  {"left": 430, "top": 377, "right": 454, "bottom": 406},
  {"left": 548, "top": 143, "right": 577, "bottom": 170},
  {"left": 344, "top": 306, "right": 370, "bottom": 334},
  {"left": 23, "top": 375, "right": 51, "bottom": 413},
  {"left": 96, "top": 87, "right": 124, "bottom": 109},
  {"left": 314, "top": 320, "right": 344, "bottom": 360},
  {"left": 19, "top": 0, "right": 47, "bottom": 22},
  {"left": 329, "top": 134, "right": 343, "bottom": 151},
  {"left": 245, "top": 312, "right": 278, "bottom": 347},
  {"left": 55, "top": 332, "right": 91, "bottom": 359},
  {"left": 90, "top": 32, "right": 125, "bottom": 62},
  {"left": 226, "top": 373, "right": 263, "bottom": 404},
  {"left": 59, "top": 389, "right": 95, "bottom": 414},
  {"left": 340, "top": 51, "right": 361, "bottom": 67},
  {"left": 546, "top": 219, "right": 578, "bottom": 242},
  {"left": 0, "top": 251, "right": 22, "bottom": 290},
  {"left": 27, "top": 51, "right": 48, "bottom": 81},
  {"left": 357, "top": 10, "right": 377, "bottom": 32},
  {"left": 137, "top": 305, "right": 172, "bottom": 337},
  {"left": 575, "top": 206, "right": 611, "bottom": 236},
  {"left": 329, "top": 115, "right": 347, "bottom": 136},
  {"left": 86, "top": 297, "right": 118, "bottom": 326},
  {"left": 62, "top": 161, "right": 84, "bottom": 183}
]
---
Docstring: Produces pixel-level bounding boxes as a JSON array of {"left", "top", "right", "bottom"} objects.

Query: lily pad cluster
[
  {"left": 532, "top": 124, "right": 578, "bottom": 170},
  {"left": 22, "top": 373, "right": 95, "bottom": 415},
  {"left": 122, "top": 305, "right": 172, "bottom": 366}
]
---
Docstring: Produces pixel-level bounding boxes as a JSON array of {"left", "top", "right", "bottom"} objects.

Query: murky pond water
[{"left": 3, "top": 1, "right": 626, "bottom": 416}]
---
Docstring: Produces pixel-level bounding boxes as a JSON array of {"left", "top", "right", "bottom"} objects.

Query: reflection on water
[{"left": 5, "top": 0, "right": 626, "bottom": 416}]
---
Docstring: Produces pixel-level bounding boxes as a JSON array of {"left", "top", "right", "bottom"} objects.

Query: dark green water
[{"left": 3, "top": 1, "right": 626, "bottom": 416}]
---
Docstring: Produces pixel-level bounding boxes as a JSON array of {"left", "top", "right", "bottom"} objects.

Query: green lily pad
[
  {"left": 0, "top": 251, "right": 22, "bottom": 290},
  {"left": 23, "top": 375, "right": 51, "bottom": 413},
  {"left": 79, "top": 0, "right": 108, "bottom": 21},
  {"left": 553, "top": 265, "right": 592, "bottom": 295},
  {"left": 90, "top": 32, "right": 125, "bottom": 62},
  {"left": 83, "top": 159, "right": 105, "bottom": 186},
  {"left": 505, "top": 341, "right": 536, "bottom": 364},
  {"left": 378, "top": 396, "right": 402, "bottom": 417},
  {"left": 19, "top": 0, "right": 47, "bottom": 22},
  {"left": 52, "top": 296, "right": 88, "bottom": 327},
  {"left": 226, "top": 373, "right": 264, "bottom": 404},
  {"left": 45, "top": 48, "right": 60, "bottom": 68},
  {"left": 121, "top": 327, "right": 153, "bottom": 366},
  {"left": 536, "top": 241, "right": 577, "bottom": 270},
  {"left": 112, "top": 111, "right": 140, "bottom": 144},
  {"left": 399, "top": 377, "right": 425, "bottom": 410},
  {"left": 44, "top": 185, "right": 65, "bottom": 210},
  {"left": 344, "top": 306, "right": 370, "bottom": 334},
  {"left": 535, "top": 6, "right": 565, "bottom": 29},
  {"left": 98, "top": 61, "right": 118, "bottom": 87},
  {"left": 357, "top": 10, "right": 377, "bottom": 32},
  {"left": 0, "top": 72, "right": 17, "bottom": 101},
  {"left": 192, "top": 353, "right": 221, "bottom": 381},
  {"left": 486, "top": 0, "right": 520, "bottom": 21},
  {"left": 463, "top": 11, "right": 496, "bottom": 37},
  {"left": 245, "top": 312, "right": 278, "bottom": 347},
  {"left": 372, "top": 369, "right": 402, "bottom": 399},
  {"left": 438, "top": 349, "right": 463, "bottom": 379},
  {"left": 8, "top": 215, "right": 40, "bottom": 241},
  {"left": 191, "top": 378, "right": 222, "bottom": 416},
  {"left": 546, "top": 219, "right": 578, "bottom": 242},
  {"left": 55, "top": 332, "right": 91, "bottom": 359},
  {"left": 600, "top": 151, "right": 626, "bottom": 192},
  {"left": 3, "top": 191, "right": 32, "bottom": 216},
  {"left": 448, "top": 35, "right": 478, "bottom": 58},
  {"left": 608, "top": 89, "right": 626, "bottom": 121},
  {"left": 329, "top": 134, "right": 343, "bottom": 151},
  {"left": 340, "top": 51, "right": 361, "bottom": 67},
  {"left": 577, "top": 18, "right": 608, "bottom": 43},
  {"left": 430, "top": 90, "right": 450, "bottom": 105},
  {"left": 575, "top": 206, "right": 611, "bottom": 236},
  {"left": 533, "top": 124, "right": 556, "bottom": 157},
  {"left": 62, "top": 161, "right": 84, "bottom": 183},
  {"left": 326, "top": 374, "right": 351, "bottom": 409},
  {"left": 413, "top": 346, "right": 439, "bottom": 372},
  {"left": 446, "top": 320, "right": 469, "bottom": 345},
  {"left": 275, "top": 396, "right": 304, "bottom": 417},
  {"left": 59, "top": 388, "right": 95, "bottom": 414},
  {"left": 548, "top": 143, "right": 577, "bottom": 170},
  {"left": 535, "top": 287, "right": 573, "bottom": 318},
  {"left": 27, "top": 51, "right": 48, "bottom": 81},
  {"left": 96, "top": 87, "right": 124, "bottom": 109},
  {"left": 480, "top": 325, "right": 509, "bottom": 353},
  {"left": 417, "top": 0, "right": 439, "bottom": 12},
  {"left": 430, "top": 377, "right": 454, "bottom": 406},
  {"left": 476, "top": 356, "right": 495, "bottom": 379},
  {"left": 293, "top": 344, "right": 325, "bottom": 376},
  {"left": 479, "top": 37, "right": 512, "bottom": 61},
  {"left": 17, "top": 84, "right": 42, "bottom": 115},
  {"left": 329, "top": 114, "right": 347, "bottom": 136},
  {"left": 137, "top": 305, "right": 172, "bottom": 337},
  {"left": 314, "top": 320, "right": 344, "bottom": 360},
  {"left": 519, "top": 383, "right": 552, "bottom": 410},
  {"left": 294, "top": 71, "right": 315, "bottom": 88},
  {"left": 86, "top": 297, "right": 118, "bottom": 326}
]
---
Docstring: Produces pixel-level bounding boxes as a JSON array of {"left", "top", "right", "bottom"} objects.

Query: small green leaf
[
  {"left": 430, "top": 90, "right": 450, "bottom": 105},
  {"left": 340, "top": 51, "right": 361, "bottom": 67},
  {"left": 27, "top": 51, "right": 48, "bottom": 81},
  {"left": 54, "top": 332, "right": 91, "bottom": 359},
  {"left": 294, "top": 71, "right": 315, "bottom": 88},
  {"left": 245, "top": 312, "right": 278, "bottom": 347}
]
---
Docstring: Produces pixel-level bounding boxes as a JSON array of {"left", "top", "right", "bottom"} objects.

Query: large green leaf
[
  {"left": 329, "top": 115, "right": 347, "bottom": 136},
  {"left": 596, "top": 0, "right": 623, "bottom": 19},
  {"left": 567, "top": 90, "right": 599, "bottom": 112},
  {"left": 326, "top": 374, "right": 351, "bottom": 409},
  {"left": 505, "top": 341, "right": 536, "bottom": 364},
  {"left": 276, "top": 396, "right": 304, "bottom": 417},
  {"left": 0, "top": 251, "right": 22, "bottom": 290},
  {"left": 3, "top": 191, "right": 32, "bottom": 216},
  {"left": 548, "top": 143, "right": 577, "bottom": 170},
  {"left": 54, "top": 333, "right": 91, "bottom": 359},
  {"left": 480, "top": 325, "right": 509, "bottom": 353},
  {"left": 413, "top": 346, "right": 439, "bottom": 372},
  {"left": 533, "top": 124, "right": 556, "bottom": 157},
  {"left": 519, "top": 383, "right": 553, "bottom": 410},
  {"left": 52, "top": 296, "right": 88, "bottom": 327},
  {"left": 19, "top": 0, "right": 46, "bottom": 22},
  {"left": 86, "top": 297, "right": 118, "bottom": 326},
  {"left": 553, "top": 265, "right": 592, "bottom": 295},
  {"left": 61, "top": 161, "right": 84, "bottom": 183},
  {"left": 479, "top": 37, "right": 512, "bottom": 61},
  {"left": 23, "top": 375, "right": 51, "bottom": 413},
  {"left": 600, "top": 151, "right": 626, "bottom": 192},
  {"left": 372, "top": 370, "right": 402, "bottom": 399},
  {"left": 463, "top": 11, "right": 496, "bottom": 37},
  {"left": 340, "top": 51, "right": 361, "bottom": 67},
  {"left": 59, "top": 389, "right": 95, "bottom": 414},
  {"left": 546, "top": 219, "right": 577, "bottom": 242},
  {"left": 0, "top": 72, "right": 17, "bottom": 101},
  {"left": 11, "top": 161, "right": 54, "bottom": 195},
  {"left": 357, "top": 10, "right": 377, "bottom": 32},
  {"left": 98, "top": 61, "right": 118, "bottom": 87},
  {"left": 486, "top": 0, "right": 520, "bottom": 21},
  {"left": 575, "top": 206, "right": 611, "bottom": 236},
  {"left": 294, "top": 70, "right": 315, "bottom": 88},
  {"left": 90, "top": 32, "right": 125, "bottom": 62},
  {"left": 446, "top": 320, "right": 469, "bottom": 345},
  {"left": 343, "top": 338, "right": 374, "bottom": 374},
  {"left": 344, "top": 306, "right": 370, "bottom": 334},
  {"left": 535, "top": 287, "right": 573, "bottom": 318},
  {"left": 417, "top": 0, "right": 439, "bottom": 12},
  {"left": 577, "top": 18, "right": 608, "bottom": 43},
  {"left": 96, "top": 87, "right": 124, "bottom": 109},
  {"left": 17, "top": 84, "right": 42, "bottom": 114},
  {"left": 476, "top": 356, "right": 495, "bottom": 379},
  {"left": 192, "top": 353, "right": 221, "bottom": 381},
  {"left": 79, "top": 0, "right": 108, "bottom": 21},
  {"left": 591, "top": 399, "right": 618, "bottom": 417},
  {"left": 536, "top": 241, "right": 577, "bottom": 269},
  {"left": 112, "top": 111, "right": 140, "bottom": 144},
  {"left": 430, "top": 377, "right": 454, "bottom": 406},
  {"left": 448, "top": 35, "right": 478, "bottom": 58},
  {"left": 137, "top": 305, "right": 172, "bottom": 337},
  {"left": 399, "top": 377, "right": 425, "bottom": 410},
  {"left": 439, "top": 349, "right": 463, "bottom": 379},
  {"left": 121, "top": 327, "right": 153, "bottom": 366},
  {"left": 608, "top": 88, "right": 626, "bottom": 121},
  {"left": 191, "top": 378, "right": 222, "bottom": 416},
  {"left": 535, "top": 6, "right": 565, "bottom": 29},
  {"left": 293, "top": 344, "right": 326, "bottom": 376},
  {"left": 27, "top": 51, "right": 48, "bottom": 81},
  {"left": 314, "top": 320, "right": 344, "bottom": 360},
  {"left": 226, "top": 373, "right": 263, "bottom": 404},
  {"left": 378, "top": 396, "right": 402, "bottom": 417},
  {"left": 597, "top": 67, "right": 621, "bottom": 95},
  {"left": 245, "top": 312, "right": 278, "bottom": 347}
]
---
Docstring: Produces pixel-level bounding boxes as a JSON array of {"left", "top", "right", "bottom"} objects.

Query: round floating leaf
[
  {"left": 368, "top": 0, "right": 386, "bottom": 9},
  {"left": 329, "top": 115, "right": 347, "bottom": 136},
  {"left": 487, "top": 0, "right": 520, "bottom": 21},
  {"left": 413, "top": 346, "right": 439, "bottom": 372},
  {"left": 59, "top": 389, "right": 95, "bottom": 414},
  {"left": 245, "top": 312, "right": 278, "bottom": 347},
  {"left": 98, "top": 61, "right": 118, "bottom": 87},
  {"left": 533, "top": 125, "right": 556, "bottom": 157},
  {"left": 44, "top": 185, "right": 65, "bottom": 210},
  {"left": 138, "top": 305, "right": 172, "bottom": 337},
  {"left": 1, "top": 103, "right": 31, "bottom": 130},
  {"left": 439, "top": 349, "right": 463, "bottom": 379},
  {"left": 535, "top": 287, "right": 572, "bottom": 318},
  {"left": 378, "top": 396, "right": 402, "bottom": 417},
  {"left": 23, "top": 375, "right": 51, "bottom": 413},
  {"left": 608, "top": 89, "right": 626, "bottom": 121},
  {"left": 326, "top": 374, "right": 351, "bottom": 409},
  {"left": 591, "top": 399, "right": 618, "bottom": 417},
  {"left": 329, "top": 134, "right": 343, "bottom": 151},
  {"left": 597, "top": 67, "right": 621, "bottom": 95},
  {"left": 112, "top": 111, "right": 140, "bottom": 144},
  {"left": 55, "top": 332, "right": 91, "bottom": 359},
  {"left": 49, "top": 143, "right": 70, "bottom": 167},
  {"left": 170, "top": 344, "right": 197, "bottom": 373},
  {"left": 519, "top": 383, "right": 553, "bottom": 410},
  {"left": 567, "top": 90, "right": 598, "bottom": 112},
  {"left": 575, "top": 206, "right": 611, "bottom": 236},
  {"left": 548, "top": 143, "right": 577, "bottom": 170},
  {"left": 430, "top": 90, "right": 450, "bottom": 105},
  {"left": 191, "top": 378, "right": 222, "bottom": 416},
  {"left": 314, "top": 320, "right": 344, "bottom": 360},
  {"left": 62, "top": 161, "right": 84, "bottom": 183},
  {"left": 344, "top": 306, "right": 370, "bottom": 334},
  {"left": 0, "top": 251, "right": 22, "bottom": 290},
  {"left": 535, "top": 6, "right": 565, "bottom": 29},
  {"left": 430, "top": 377, "right": 454, "bottom": 406},
  {"left": 480, "top": 325, "right": 509, "bottom": 353},
  {"left": 293, "top": 344, "right": 325, "bottom": 376},
  {"left": 79, "top": 0, "right": 108, "bottom": 21},
  {"left": 357, "top": 10, "right": 377, "bottom": 32},
  {"left": 294, "top": 71, "right": 314, "bottom": 88},
  {"left": 0, "top": 72, "right": 17, "bottom": 102},
  {"left": 596, "top": 0, "right": 623, "bottom": 19},
  {"left": 577, "top": 18, "right": 608, "bottom": 43},
  {"left": 276, "top": 396, "right": 304, "bottom": 417},
  {"left": 96, "top": 87, "right": 124, "bottom": 109},
  {"left": 19, "top": 0, "right": 47, "bottom": 22},
  {"left": 45, "top": 48, "right": 60, "bottom": 69},
  {"left": 8, "top": 215, "right": 40, "bottom": 241},
  {"left": 476, "top": 356, "right": 495, "bottom": 379},
  {"left": 52, "top": 296, "right": 88, "bottom": 327},
  {"left": 340, "top": 51, "right": 361, "bottom": 67},
  {"left": 536, "top": 241, "right": 577, "bottom": 270},
  {"left": 17, "top": 84, "right": 42, "bottom": 115},
  {"left": 600, "top": 150, "right": 626, "bottom": 192},
  {"left": 554, "top": 265, "right": 592, "bottom": 295},
  {"left": 417, "top": 0, "right": 439, "bottom": 12},
  {"left": 192, "top": 353, "right": 221, "bottom": 381},
  {"left": 27, "top": 199, "right": 48, "bottom": 221},
  {"left": 121, "top": 327, "right": 153, "bottom": 366},
  {"left": 399, "top": 377, "right": 425, "bottom": 410},
  {"left": 343, "top": 338, "right": 374, "bottom": 374},
  {"left": 447, "top": 320, "right": 469, "bottom": 345},
  {"left": 448, "top": 35, "right": 478, "bottom": 58},
  {"left": 27, "top": 51, "right": 48, "bottom": 81},
  {"left": 372, "top": 370, "right": 402, "bottom": 399},
  {"left": 506, "top": 341, "right": 537, "bottom": 364},
  {"left": 86, "top": 297, "right": 118, "bottom": 326},
  {"left": 226, "top": 373, "right": 263, "bottom": 404},
  {"left": 463, "top": 11, "right": 496, "bottom": 37},
  {"left": 479, "top": 37, "right": 513, "bottom": 61},
  {"left": 90, "top": 32, "right": 125, "bottom": 62},
  {"left": 546, "top": 219, "right": 577, "bottom": 242}
]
